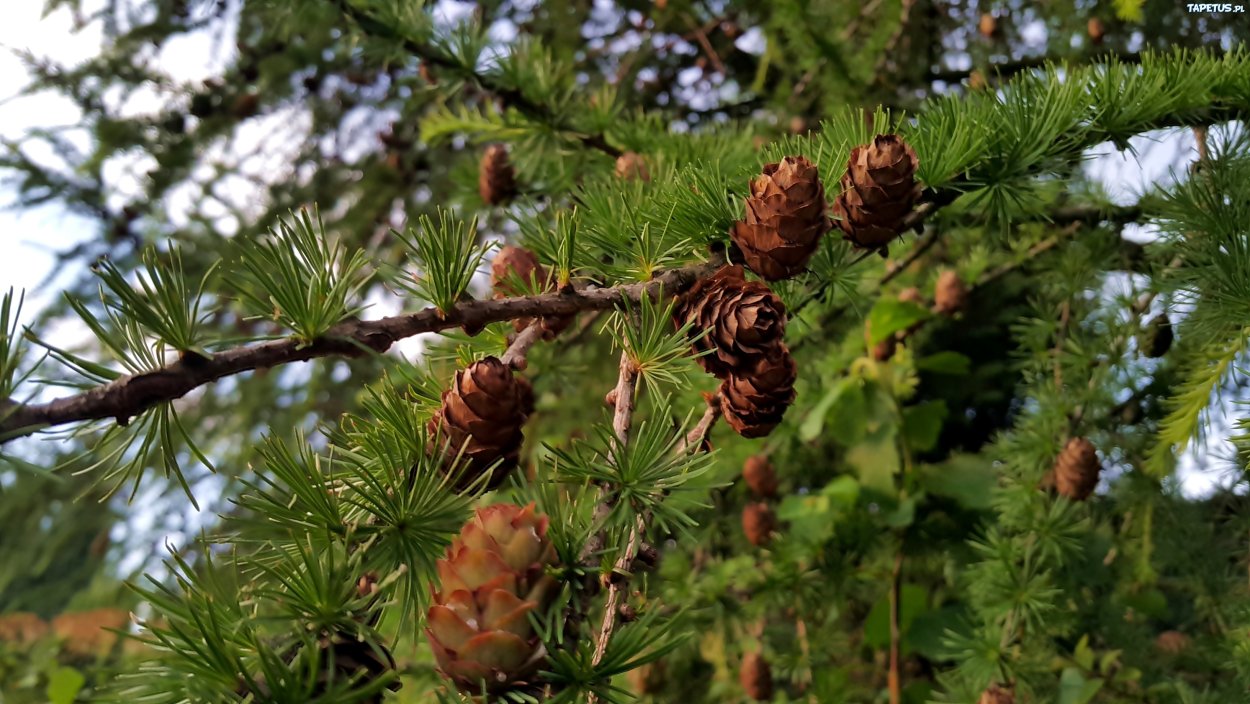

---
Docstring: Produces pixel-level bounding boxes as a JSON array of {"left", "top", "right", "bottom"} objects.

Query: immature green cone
[
  {"left": 742, "top": 502, "right": 777, "bottom": 546},
  {"left": 426, "top": 503, "right": 557, "bottom": 694},
  {"left": 479, "top": 144, "right": 518, "bottom": 205},
  {"left": 490, "top": 245, "right": 571, "bottom": 337},
  {"left": 1140, "top": 314, "right": 1173, "bottom": 358},
  {"left": 729, "top": 156, "right": 833, "bottom": 281},
  {"left": 429, "top": 357, "right": 533, "bottom": 490},
  {"left": 834, "top": 134, "right": 921, "bottom": 252},
  {"left": 678, "top": 265, "right": 788, "bottom": 378},
  {"left": 739, "top": 652, "right": 774, "bottom": 700},
  {"left": 979, "top": 683, "right": 1014, "bottom": 704},
  {"left": 933, "top": 269, "right": 968, "bottom": 315},
  {"left": 742, "top": 455, "right": 779, "bottom": 498},
  {"left": 1054, "top": 437, "right": 1100, "bottom": 501},
  {"left": 720, "top": 347, "right": 798, "bottom": 438}
]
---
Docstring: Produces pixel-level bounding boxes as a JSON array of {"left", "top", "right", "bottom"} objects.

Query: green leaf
[
  {"left": 46, "top": 666, "right": 85, "bottom": 704},
  {"left": 902, "top": 400, "right": 948, "bottom": 452},
  {"left": 916, "top": 454, "right": 997, "bottom": 510},
  {"left": 1074, "top": 634, "right": 1095, "bottom": 670},
  {"left": 915, "top": 351, "right": 972, "bottom": 375},
  {"left": 799, "top": 381, "right": 843, "bottom": 442},
  {"left": 827, "top": 378, "right": 868, "bottom": 446},
  {"left": 884, "top": 495, "right": 918, "bottom": 528},
  {"left": 1058, "top": 667, "right": 1104, "bottom": 704},
  {"left": 867, "top": 298, "right": 930, "bottom": 345},
  {"left": 864, "top": 584, "right": 929, "bottom": 650}
]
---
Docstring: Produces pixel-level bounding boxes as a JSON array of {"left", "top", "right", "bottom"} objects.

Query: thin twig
[
  {"left": 887, "top": 549, "right": 904, "bottom": 704},
  {"left": 334, "top": 0, "right": 622, "bottom": 158},
  {"left": 586, "top": 352, "right": 641, "bottom": 702},
  {"left": 499, "top": 321, "right": 544, "bottom": 370},
  {"left": 881, "top": 228, "right": 940, "bottom": 286}
]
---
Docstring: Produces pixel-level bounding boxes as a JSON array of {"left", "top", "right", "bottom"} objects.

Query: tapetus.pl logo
[{"left": 1186, "top": 2, "right": 1244, "bottom": 10}]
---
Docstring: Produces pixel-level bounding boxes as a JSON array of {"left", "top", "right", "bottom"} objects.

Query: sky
[{"left": 0, "top": 2, "right": 1241, "bottom": 498}]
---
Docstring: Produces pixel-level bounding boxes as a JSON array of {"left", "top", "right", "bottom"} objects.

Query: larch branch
[{"left": 0, "top": 261, "right": 720, "bottom": 442}]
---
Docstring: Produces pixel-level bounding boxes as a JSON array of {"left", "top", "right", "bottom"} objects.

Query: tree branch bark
[{"left": 0, "top": 261, "right": 720, "bottom": 442}]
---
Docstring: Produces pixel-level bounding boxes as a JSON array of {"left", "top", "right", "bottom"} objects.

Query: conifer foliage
[{"left": 1, "top": 2, "right": 1250, "bottom": 704}]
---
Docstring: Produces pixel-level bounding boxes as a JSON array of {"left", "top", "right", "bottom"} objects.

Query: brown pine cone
[
  {"left": 742, "top": 455, "right": 779, "bottom": 498},
  {"left": 678, "top": 265, "right": 787, "bottom": 378},
  {"left": 490, "top": 245, "right": 571, "bottom": 337},
  {"left": 742, "top": 502, "right": 777, "bottom": 547},
  {"left": 1054, "top": 437, "right": 1100, "bottom": 501},
  {"left": 627, "top": 660, "right": 668, "bottom": 695},
  {"left": 978, "top": 683, "right": 1014, "bottom": 704},
  {"left": 720, "top": 348, "right": 798, "bottom": 438},
  {"left": 1155, "top": 630, "right": 1190, "bottom": 655},
  {"left": 897, "top": 287, "right": 924, "bottom": 305},
  {"left": 979, "top": 13, "right": 998, "bottom": 38},
  {"left": 834, "top": 135, "right": 921, "bottom": 253},
  {"left": 1140, "top": 314, "right": 1173, "bottom": 358},
  {"left": 934, "top": 269, "right": 968, "bottom": 315},
  {"left": 739, "top": 652, "right": 774, "bottom": 700},
  {"left": 479, "top": 144, "right": 517, "bottom": 206},
  {"left": 428, "top": 357, "right": 532, "bottom": 490},
  {"left": 1088, "top": 16, "right": 1105, "bottom": 44},
  {"left": 729, "top": 156, "right": 833, "bottom": 281},
  {"left": 615, "top": 151, "right": 651, "bottom": 181},
  {"left": 969, "top": 69, "right": 988, "bottom": 91}
]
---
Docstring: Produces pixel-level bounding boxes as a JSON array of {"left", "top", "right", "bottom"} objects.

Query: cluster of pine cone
[
  {"left": 678, "top": 265, "right": 797, "bottom": 438},
  {"left": 741, "top": 454, "right": 779, "bottom": 547}
]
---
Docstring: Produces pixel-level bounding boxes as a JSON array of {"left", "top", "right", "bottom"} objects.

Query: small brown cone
[
  {"left": 1140, "top": 314, "right": 1173, "bottom": 358},
  {"left": 231, "top": 92, "right": 260, "bottom": 119},
  {"left": 743, "top": 455, "right": 779, "bottom": 498},
  {"left": 934, "top": 269, "right": 968, "bottom": 315},
  {"left": 615, "top": 151, "right": 651, "bottom": 181},
  {"left": 0, "top": 612, "right": 47, "bottom": 645},
  {"left": 742, "top": 502, "right": 777, "bottom": 547},
  {"left": 739, "top": 652, "right": 774, "bottom": 700},
  {"left": 490, "top": 245, "right": 572, "bottom": 337},
  {"left": 1155, "top": 630, "right": 1190, "bottom": 655},
  {"left": 627, "top": 660, "right": 668, "bottom": 695},
  {"left": 677, "top": 265, "right": 788, "bottom": 378},
  {"left": 479, "top": 144, "right": 518, "bottom": 205},
  {"left": 969, "top": 69, "right": 987, "bottom": 91},
  {"left": 1054, "top": 437, "right": 1100, "bottom": 501},
  {"left": 1087, "top": 16, "right": 1105, "bottom": 44},
  {"left": 834, "top": 135, "right": 921, "bottom": 253},
  {"left": 979, "top": 13, "right": 998, "bottom": 38},
  {"left": 865, "top": 318, "right": 898, "bottom": 362},
  {"left": 979, "top": 683, "right": 1015, "bottom": 704},
  {"left": 429, "top": 357, "right": 532, "bottom": 490},
  {"left": 729, "top": 156, "right": 833, "bottom": 281},
  {"left": 52, "top": 608, "right": 129, "bottom": 657},
  {"left": 720, "top": 348, "right": 798, "bottom": 438},
  {"left": 897, "top": 287, "right": 924, "bottom": 305}
]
